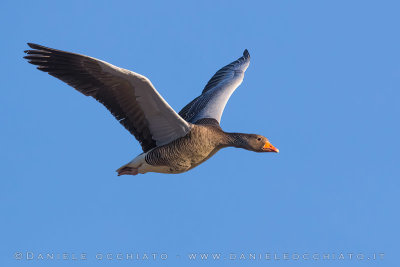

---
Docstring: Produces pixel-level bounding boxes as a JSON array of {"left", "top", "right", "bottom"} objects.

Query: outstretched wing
[
  {"left": 179, "top": 50, "right": 250, "bottom": 125},
  {"left": 24, "top": 43, "right": 192, "bottom": 152}
]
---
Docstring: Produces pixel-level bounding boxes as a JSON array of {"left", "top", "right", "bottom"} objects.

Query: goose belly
[
  {"left": 125, "top": 151, "right": 210, "bottom": 174},
  {"left": 145, "top": 144, "right": 217, "bottom": 174}
]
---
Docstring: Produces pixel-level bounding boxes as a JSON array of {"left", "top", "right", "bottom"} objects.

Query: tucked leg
[{"left": 117, "top": 166, "right": 139, "bottom": 176}]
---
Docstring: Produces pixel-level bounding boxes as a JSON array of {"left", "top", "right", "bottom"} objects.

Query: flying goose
[{"left": 24, "top": 43, "right": 279, "bottom": 175}]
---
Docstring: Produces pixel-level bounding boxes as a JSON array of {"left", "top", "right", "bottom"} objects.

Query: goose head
[
  {"left": 225, "top": 133, "right": 279, "bottom": 153},
  {"left": 244, "top": 134, "right": 279, "bottom": 153}
]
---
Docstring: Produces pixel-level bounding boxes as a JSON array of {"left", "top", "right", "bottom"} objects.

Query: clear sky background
[{"left": 1, "top": 1, "right": 399, "bottom": 266}]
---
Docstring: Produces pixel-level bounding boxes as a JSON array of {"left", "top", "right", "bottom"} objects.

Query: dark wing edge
[{"left": 24, "top": 43, "right": 157, "bottom": 152}]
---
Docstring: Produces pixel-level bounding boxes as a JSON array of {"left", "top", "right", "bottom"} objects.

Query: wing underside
[{"left": 24, "top": 43, "right": 192, "bottom": 152}]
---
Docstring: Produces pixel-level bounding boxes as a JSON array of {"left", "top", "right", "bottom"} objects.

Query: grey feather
[
  {"left": 179, "top": 50, "right": 250, "bottom": 124},
  {"left": 24, "top": 43, "right": 192, "bottom": 152}
]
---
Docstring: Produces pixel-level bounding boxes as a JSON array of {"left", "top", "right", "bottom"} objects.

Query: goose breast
[{"left": 145, "top": 125, "right": 224, "bottom": 173}]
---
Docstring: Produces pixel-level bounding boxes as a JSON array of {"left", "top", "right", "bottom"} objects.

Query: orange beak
[{"left": 263, "top": 142, "right": 279, "bottom": 153}]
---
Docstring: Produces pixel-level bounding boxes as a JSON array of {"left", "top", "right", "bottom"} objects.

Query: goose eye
[{"left": 257, "top": 138, "right": 261, "bottom": 141}]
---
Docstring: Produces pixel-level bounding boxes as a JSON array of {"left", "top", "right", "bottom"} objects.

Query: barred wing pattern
[{"left": 179, "top": 50, "right": 250, "bottom": 124}]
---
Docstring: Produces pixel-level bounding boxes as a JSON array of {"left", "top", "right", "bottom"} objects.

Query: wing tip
[
  {"left": 25, "top": 43, "right": 36, "bottom": 54},
  {"left": 27, "top": 42, "right": 40, "bottom": 49},
  {"left": 243, "top": 49, "right": 250, "bottom": 58},
  {"left": 26, "top": 43, "right": 55, "bottom": 53}
]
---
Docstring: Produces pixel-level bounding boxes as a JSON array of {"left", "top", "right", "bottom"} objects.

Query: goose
[{"left": 24, "top": 43, "right": 279, "bottom": 175}]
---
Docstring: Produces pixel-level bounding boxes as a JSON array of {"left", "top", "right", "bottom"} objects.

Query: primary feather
[
  {"left": 179, "top": 49, "right": 250, "bottom": 124},
  {"left": 24, "top": 43, "right": 192, "bottom": 152}
]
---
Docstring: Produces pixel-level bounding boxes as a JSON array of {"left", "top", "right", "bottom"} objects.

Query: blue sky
[{"left": 1, "top": 0, "right": 399, "bottom": 266}]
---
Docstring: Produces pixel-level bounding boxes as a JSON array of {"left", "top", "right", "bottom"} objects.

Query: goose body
[
  {"left": 24, "top": 43, "right": 278, "bottom": 175},
  {"left": 121, "top": 124, "right": 223, "bottom": 175}
]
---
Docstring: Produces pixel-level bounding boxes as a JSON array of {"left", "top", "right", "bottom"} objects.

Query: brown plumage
[{"left": 24, "top": 43, "right": 278, "bottom": 175}]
